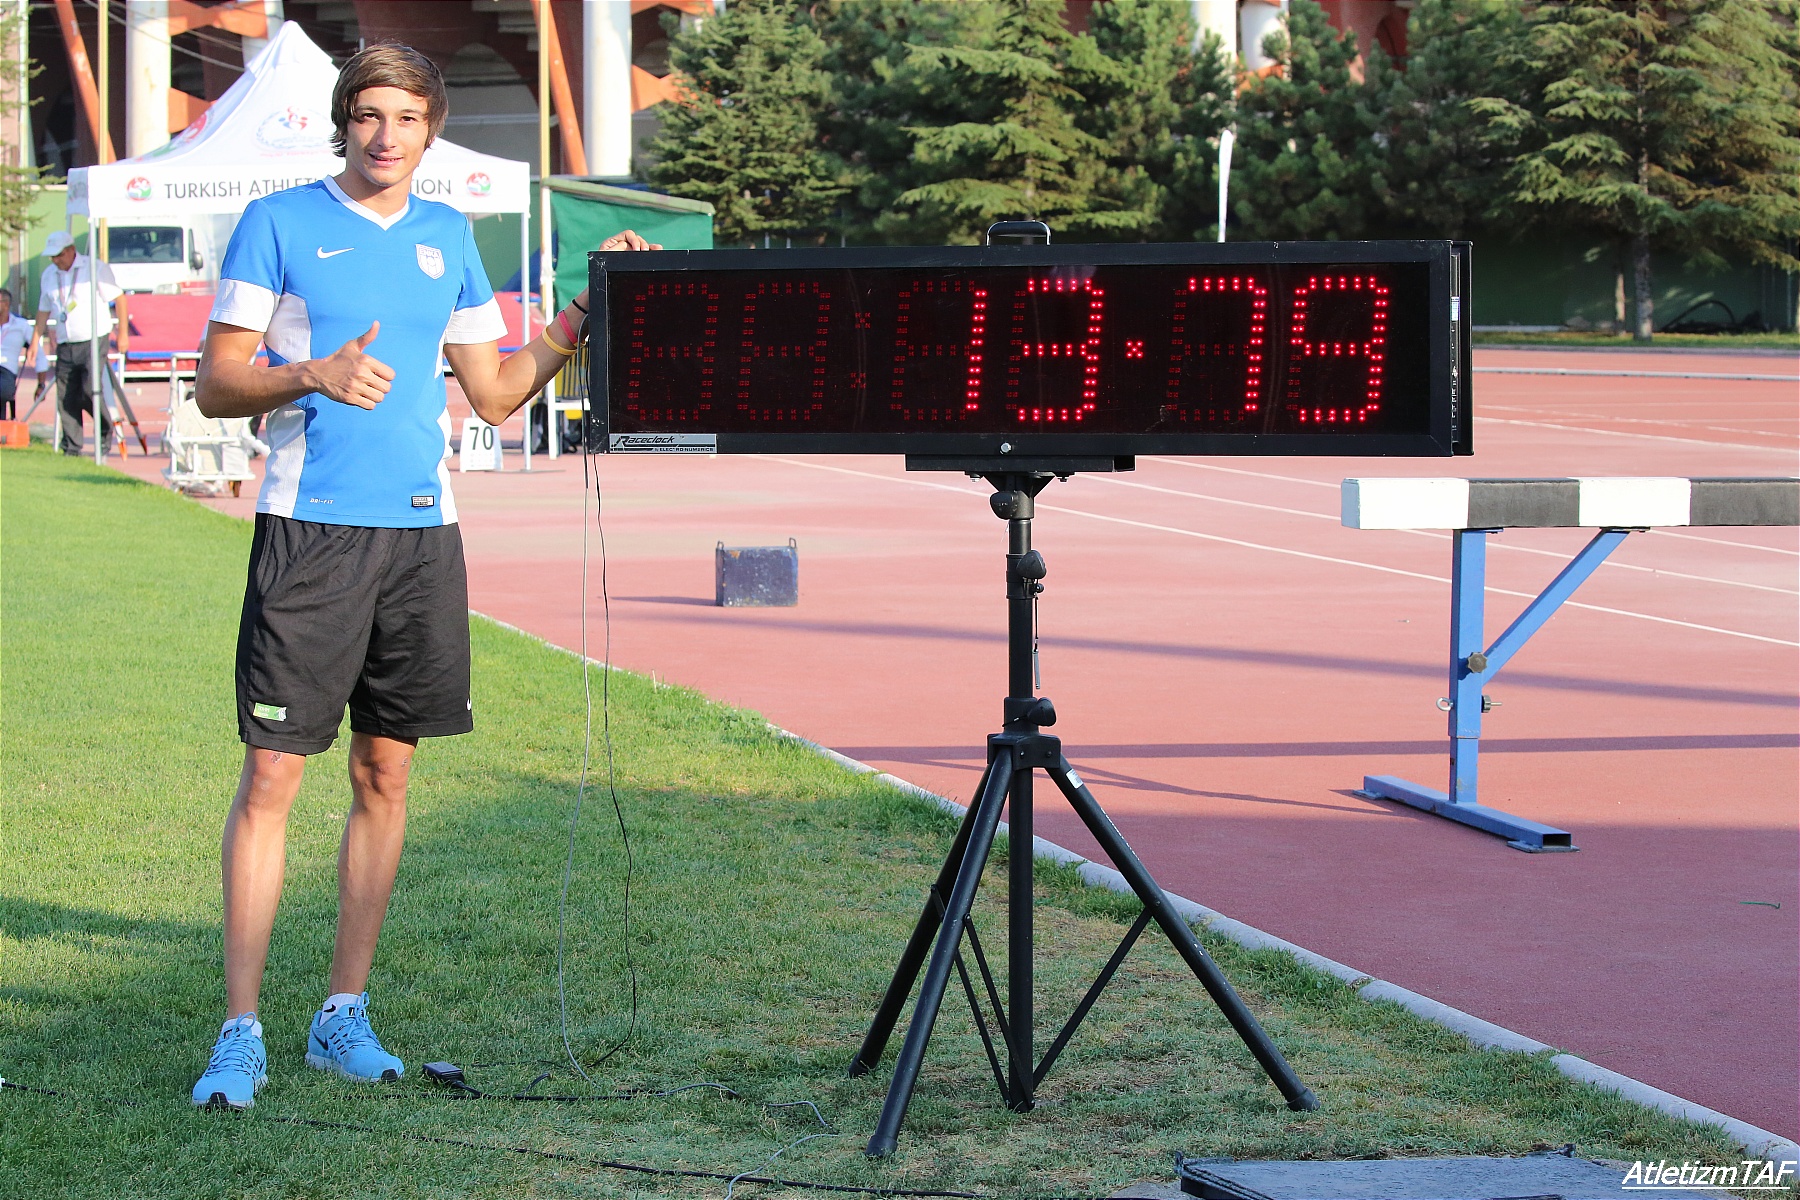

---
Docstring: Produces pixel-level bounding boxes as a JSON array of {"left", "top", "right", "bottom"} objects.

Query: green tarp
[{"left": 547, "top": 179, "right": 713, "bottom": 305}]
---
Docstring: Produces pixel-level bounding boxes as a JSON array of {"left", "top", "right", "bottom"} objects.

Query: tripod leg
[
  {"left": 1006, "top": 761, "right": 1034, "bottom": 1111},
  {"left": 866, "top": 748, "right": 1016, "bottom": 1157},
  {"left": 1045, "top": 759, "right": 1318, "bottom": 1113},
  {"left": 850, "top": 755, "right": 999, "bottom": 1078}
]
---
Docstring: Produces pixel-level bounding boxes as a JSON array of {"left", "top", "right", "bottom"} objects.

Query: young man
[
  {"left": 31, "top": 230, "right": 127, "bottom": 454},
  {"left": 0, "top": 287, "right": 32, "bottom": 420},
  {"left": 189, "top": 43, "right": 657, "bottom": 1109}
]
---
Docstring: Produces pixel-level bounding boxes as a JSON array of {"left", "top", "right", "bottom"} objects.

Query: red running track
[{"left": 105, "top": 346, "right": 1799, "bottom": 1137}]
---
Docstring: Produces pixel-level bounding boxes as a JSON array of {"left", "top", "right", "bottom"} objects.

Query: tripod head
[{"left": 981, "top": 474, "right": 1060, "bottom": 731}]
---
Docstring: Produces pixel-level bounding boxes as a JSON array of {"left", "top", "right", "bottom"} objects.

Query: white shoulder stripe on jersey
[
  {"left": 444, "top": 296, "right": 509, "bottom": 345},
  {"left": 264, "top": 292, "right": 313, "bottom": 365},
  {"left": 210, "top": 279, "right": 277, "bottom": 333}
]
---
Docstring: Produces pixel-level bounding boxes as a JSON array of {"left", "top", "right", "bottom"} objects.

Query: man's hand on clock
[
  {"left": 312, "top": 322, "right": 395, "bottom": 410},
  {"left": 573, "top": 230, "right": 663, "bottom": 315},
  {"left": 600, "top": 229, "right": 661, "bottom": 252}
]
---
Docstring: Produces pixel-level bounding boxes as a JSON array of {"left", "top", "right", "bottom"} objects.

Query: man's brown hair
[{"left": 330, "top": 43, "right": 447, "bottom": 157}]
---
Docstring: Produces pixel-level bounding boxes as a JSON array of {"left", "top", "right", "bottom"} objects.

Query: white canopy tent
[{"left": 63, "top": 21, "right": 536, "bottom": 463}]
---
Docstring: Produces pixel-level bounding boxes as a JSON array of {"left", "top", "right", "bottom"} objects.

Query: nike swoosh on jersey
[{"left": 316, "top": 247, "right": 354, "bottom": 259}]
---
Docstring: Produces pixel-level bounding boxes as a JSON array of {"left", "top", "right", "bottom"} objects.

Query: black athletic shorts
[{"left": 236, "top": 514, "right": 473, "bottom": 754}]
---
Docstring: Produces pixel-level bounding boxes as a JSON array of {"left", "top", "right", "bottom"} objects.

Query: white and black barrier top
[{"left": 1342, "top": 477, "right": 1800, "bottom": 530}]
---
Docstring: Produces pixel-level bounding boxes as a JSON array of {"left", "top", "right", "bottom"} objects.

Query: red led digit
[
  {"left": 625, "top": 281, "right": 720, "bottom": 423},
  {"left": 893, "top": 279, "right": 986, "bottom": 421},
  {"left": 1165, "top": 273, "right": 1267, "bottom": 422},
  {"left": 1006, "top": 276, "right": 1104, "bottom": 423},
  {"left": 736, "top": 280, "right": 831, "bottom": 421},
  {"left": 965, "top": 287, "right": 988, "bottom": 410},
  {"left": 1283, "top": 271, "right": 1388, "bottom": 427}
]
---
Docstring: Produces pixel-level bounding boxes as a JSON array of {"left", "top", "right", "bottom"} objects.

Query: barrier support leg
[{"left": 1363, "top": 528, "right": 1633, "bottom": 852}]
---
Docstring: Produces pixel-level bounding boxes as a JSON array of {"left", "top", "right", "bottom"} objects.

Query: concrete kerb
[
  {"left": 1548, "top": 1057, "right": 1800, "bottom": 1167},
  {"left": 459, "top": 617, "right": 1797, "bottom": 1166},
  {"left": 764, "top": 725, "right": 1799, "bottom": 1166}
]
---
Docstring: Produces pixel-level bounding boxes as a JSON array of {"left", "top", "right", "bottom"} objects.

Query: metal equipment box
[{"left": 715, "top": 540, "right": 798, "bottom": 607}]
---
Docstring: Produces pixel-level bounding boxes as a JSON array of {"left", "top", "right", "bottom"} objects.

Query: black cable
[
  {"left": 402, "top": 1080, "right": 737, "bottom": 1104},
  {"left": 556, "top": 436, "right": 636, "bottom": 1087},
  {"left": 0, "top": 1080, "right": 989, "bottom": 1198}
]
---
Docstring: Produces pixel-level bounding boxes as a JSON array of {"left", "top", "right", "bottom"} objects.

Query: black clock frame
[{"left": 586, "top": 239, "right": 1472, "bottom": 462}]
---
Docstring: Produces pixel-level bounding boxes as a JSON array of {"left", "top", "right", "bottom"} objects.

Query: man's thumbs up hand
[{"left": 312, "top": 322, "right": 395, "bottom": 410}]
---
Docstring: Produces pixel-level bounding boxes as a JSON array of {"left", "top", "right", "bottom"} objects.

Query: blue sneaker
[
  {"left": 191, "top": 1014, "right": 268, "bottom": 1109},
  {"left": 305, "top": 993, "right": 403, "bottom": 1082}
]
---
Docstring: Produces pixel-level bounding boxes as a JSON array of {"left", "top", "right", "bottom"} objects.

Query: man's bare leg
[
  {"left": 222, "top": 747, "right": 308, "bottom": 1017},
  {"left": 327, "top": 733, "right": 416, "bottom": 996}
]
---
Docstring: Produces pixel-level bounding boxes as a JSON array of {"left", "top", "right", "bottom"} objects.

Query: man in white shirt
[
  {"left": 0, "top": 287, "right": 32, "bottom": 420},
  {"left": 32, "top": 229, "right": 128, "bottom": 455}
]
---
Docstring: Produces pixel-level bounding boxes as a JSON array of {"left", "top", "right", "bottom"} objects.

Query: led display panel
[{"left": 591, "top": 241, "right": 1470, "bottom": 459}]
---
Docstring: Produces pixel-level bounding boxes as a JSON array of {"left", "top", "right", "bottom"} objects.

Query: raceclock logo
[
  {"left": 1622, "top": 1159, "right": 1796, "bottom": 1191},
  {"left": 609, "top": 433, "right": 717, "bottom": 453}
]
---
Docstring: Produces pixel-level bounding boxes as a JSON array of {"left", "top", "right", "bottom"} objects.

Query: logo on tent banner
[
  {"left": 126, "top": 176, "right": 152, "bottom": 202},
  {"left": 153, "top": 106, "right": 213, "bottom": 157},
  {"left": 416, "top": 244, "right": 445, "bottom": 279},
  {"left": 466, "top": 172, "right": 491, "bottom": 198},
  {"left": 257, "top": 106, "right": 329, "bottom": 153}
]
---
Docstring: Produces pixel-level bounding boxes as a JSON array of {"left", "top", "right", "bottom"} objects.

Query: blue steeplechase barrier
[{"left": 1341, "top": 476, "right": 1800, "bottom": 852}]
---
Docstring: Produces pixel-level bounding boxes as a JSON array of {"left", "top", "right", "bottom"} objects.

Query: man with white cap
[{"left": 31, "top": 229, "right": 127, "bottom": 455}]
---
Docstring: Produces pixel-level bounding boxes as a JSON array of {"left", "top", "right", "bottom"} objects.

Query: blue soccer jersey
[{"left": 210, "top": 177, "right": 507, "bottom": 527}]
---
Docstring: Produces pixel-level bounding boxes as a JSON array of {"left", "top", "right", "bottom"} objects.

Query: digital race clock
[{"left": 588, "top": 241, "right": 1471, "bottom": 464}]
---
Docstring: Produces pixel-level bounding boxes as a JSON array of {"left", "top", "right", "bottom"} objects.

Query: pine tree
[
  {"left": 1364, "top": 0, "right": 1531, "bottom": 239},
  {"left": 1083, "top": 0, "right": 1234, "bottom": 242},
  {"left": 1485, "top": 0, "right": 1800, "bottom": 340},
  {"left": 1229, "top": 0, "right": 1387, "bottom": 241},
  {"left": 808, "top": 0, "right": 986, "bottom": 242},
  {"left": 0, "top": 4, "right": 43, "bottom": 243},
  {"left": 873, "top": 0, "right": 1140, "bottom": 244},
  {"left": 644, "top": 0, "right": 845, "bottom": 246}
]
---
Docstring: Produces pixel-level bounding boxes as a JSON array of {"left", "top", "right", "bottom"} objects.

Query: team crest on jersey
[{"left": 415, "top": 244, "right": 445, "bottom": 279}]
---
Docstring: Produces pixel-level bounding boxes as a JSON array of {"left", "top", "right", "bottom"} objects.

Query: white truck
[{"left": 104, "top": 216, "right": 235, "bottom": 293}]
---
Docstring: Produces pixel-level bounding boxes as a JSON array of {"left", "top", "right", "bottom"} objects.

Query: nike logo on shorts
[{"left": 317, "top": 247, "right": 354, "bottom": 259}]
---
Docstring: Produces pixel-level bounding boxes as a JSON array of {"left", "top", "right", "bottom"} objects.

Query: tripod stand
[{"left": 849, "top": 471, "right": 1318, "bottom": 1157}]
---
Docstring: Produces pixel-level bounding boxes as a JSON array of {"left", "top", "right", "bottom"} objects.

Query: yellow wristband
[{"left": 542, "top": 329, "right": 577, "bottom": 357}]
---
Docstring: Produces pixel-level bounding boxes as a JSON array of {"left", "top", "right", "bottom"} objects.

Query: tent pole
[
  {"left": 89, "top": 225, "right": 102, "bottom": 464},
  {"left": 528, "top": 0, "right": 552, "bottom": 475},
  {"left": 519, "top": 210, "right": 530, "bottom": 467}
]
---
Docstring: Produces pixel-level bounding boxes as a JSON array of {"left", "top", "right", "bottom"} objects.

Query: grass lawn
[
  {"left": 1472, "top": 329, "right": 1798, "bottom": 351},
  {"left": 0, "top": 448, "right": 1752, "bottom": 1198}
]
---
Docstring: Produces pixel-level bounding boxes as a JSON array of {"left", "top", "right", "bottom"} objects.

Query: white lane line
[
  {"left": 759, "top": 455, "right": 983, "bottom": 498},
  {"left": 1144, "top": 458, "right": 1340, "bottom": 490},
  {"left": 1480, "top": 406, "right": 1795, "bottom": 438},
  {"left": 1476, "top": 415, "right": 1800, "bottom": 454},
  {"left": 1094, "top": 475, "right": 1800, "bottom": 596},
  {"left": 1033, "top": 501, "right": 1800, "bottom": 647},
  {"left": 1485, "top": 397, "right": 1800, "bottom": 408},
  {"left": 1475, "top": 366, "right": 1798, "bottom": 381},
  {"left": 760, "top": 457, "right": 1800, "bottom": 647},
  {"left": 1649, "top": 529, "right": 1800, "bottom": 557},
  {"left": 1091, "top": 475, "right": 1339, "bottom": 522},
  {"left": 1149, "top": 458, "right": 1800, "bottom": 558}
]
